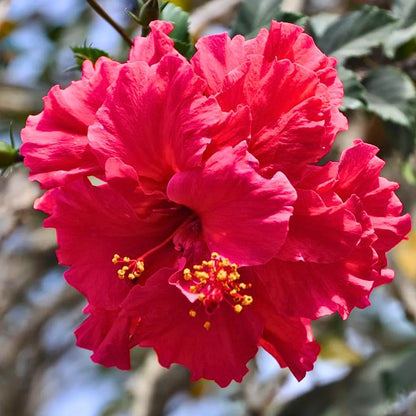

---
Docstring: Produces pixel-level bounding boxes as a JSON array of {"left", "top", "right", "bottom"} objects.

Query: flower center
[{"left": 184, "top": 253, "right": 253, "bottom": 329}]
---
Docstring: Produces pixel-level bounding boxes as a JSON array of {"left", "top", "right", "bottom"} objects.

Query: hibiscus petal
[
  {"left": 251, "top": 275, "right": 319, "bottom": 380},
  {"left": 75, "top": 305, "right": 132, "bottom": 370},
  {"left": 36, "top": 179, "right": 186, "bottom": 308},
  {"left": 278, "top": 190, "right": 362, "bottom": 263},
  {"left": 191, "top": 32, "right": 246, "bottom": 94},
  {"left": 122, "top": 266, "right": 263, "bottom": 387},
  {"left": 128, "top": 20, "right": 181, "bottom": 64},
  {"left": 334, "top": 140, "right": 412, "bottom": 251},
  {"left": 21, "top": 58, "right": 121, "bottom": 188},
  {"left": 166, "top": 144, "right": 297, "bottom": 266},
  {"left": 255, "top": 256, "right": 374, "bottom": 320},
  {"left": 89, "top": 56, "right": 222, "bottom": 192}
]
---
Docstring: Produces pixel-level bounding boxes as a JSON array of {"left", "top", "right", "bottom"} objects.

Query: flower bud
[
  {"left": 139, "top": 0, "right": 159, "bottom": 35},
  {"left": 0, "top": 141, "right": 19, "bottom": 169}
]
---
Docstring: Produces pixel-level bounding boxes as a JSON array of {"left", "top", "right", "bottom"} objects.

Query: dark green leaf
[
  {"left": 363, "top": 66, "right": 416, "bottom": 128},
  {"left": 230, "top": 0, "right": 306, "bottom": 38},
  {"left": 315, "top": 6, "right": 397, "bottom": 63},
  {"left": 384, "top": 0, "right": 416, "bottom": 58},
  {"left": 309, "top": 13, "right": 340, "bottom": 39},
  {"left": 71, "top": 45, "right": 110, "bottom": 71},
  {"left": 338, "top": 66, "right": 367, "bottom": 111},
  {"left": 384, "top": 121, "right": 415, "bottom": 157}
]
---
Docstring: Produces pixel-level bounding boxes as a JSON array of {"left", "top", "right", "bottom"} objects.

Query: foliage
[{"left": 71, "top": 45, "right": 111, "bottom": 70}]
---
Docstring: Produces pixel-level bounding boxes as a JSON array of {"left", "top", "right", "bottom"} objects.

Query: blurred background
[{"left": 1, "top": 0, "right": 416, "bottom": 415}]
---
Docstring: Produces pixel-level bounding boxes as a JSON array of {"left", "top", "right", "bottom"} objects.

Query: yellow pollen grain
[
  {"left": 234, "top": 304, "right": 243, "bottom": 313},
  {"left": 123, "top": 257, "right": 130, "bottom": 262},
  {"left": 193, "top": 265, "right": 203, "bottom": 271},
  {"left": 189, "top": 309, "right": 197, "bottom": 318},
  {"left": 190, "top": 285, "right": 197, "bottom": 293},
  {"left": 195, "top": 271, "right": 210, "bottom": 281},
  {"left": 229, "top": 272, "right": 240, "bottom": 281},
  {"left": 216, "top": 270, "right": 227, "bottom": 281},
  {"left": 203, "top": 321, "right": 211, "bottom": 330},
  {"left": 198, "top": 294, "right": 205, "bottom": 301},
  {"left": 239, "top": 283, "right": 247, "bottom": 289},
  {"left": 183, "top": 268, "right": 192, "bottom": 281},
  {"left": 112, "top": 254, "right": 120, "bottom": 264},
  {"left": 128, "top": 273, "right": 136, "bottom": 280},
  {"left": 242, "top": 295, "right": 253, "bottom": 306},
  {"left": 211, "top": 252, "right": 219, "bottom": 258},
  {"left": 220, "top": 259, "right": 230, "bottom": 267},
  {"left": 230, "top": 289, "right": 237, "bottom": 296}
]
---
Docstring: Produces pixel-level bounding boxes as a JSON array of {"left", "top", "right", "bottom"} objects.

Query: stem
[
  {"left": 86, "top": 0, "right": 133, "bottom": 46},
  {"left": 9, "top": 122, "right": 15, "bottom": 148}
]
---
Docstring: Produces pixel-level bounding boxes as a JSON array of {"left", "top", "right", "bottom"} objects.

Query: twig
[{"left": 86, "top": 0, "right": 133, "bottom": 46}]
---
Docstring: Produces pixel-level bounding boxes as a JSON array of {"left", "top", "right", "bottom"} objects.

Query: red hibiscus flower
[{"left": 23, "top": 20, "right": 410, "bottom": 386}]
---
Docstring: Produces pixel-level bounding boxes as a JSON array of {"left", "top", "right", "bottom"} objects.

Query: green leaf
[
  {"left": 384, "top": 0, "right": 416, "bottom": 58},
  {"left": 402, "top": 158, "right": 416, "bottom": 184},
  {"left": 309, "top": 13, "right": 340, "bottom": 39},
  {"left": 159, "top": 1, "right": 194, "bottom": 59},
  {"left": 338, "top": 66, "right": 367, "bottom": 111},
  {"left": 315, "top": 5, "right": 397, "bottom": 63},
  {"left": 71, "top": 45, "right": 110, "bottom": 70},
  {"left": 384, "top": 121, "right": 415, "bottom": 157},
  {"left": 230, "top": 0, "right": 306, "bottom": 38},
  {"left": 363, "top": 66, "right": 416, "bottom": 128}
]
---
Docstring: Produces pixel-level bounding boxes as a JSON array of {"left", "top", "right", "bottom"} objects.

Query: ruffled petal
[
  {"left": 36, "top": 179, "right": 186, "bottom": 308},
  {"left": 89, "top": 56, "right": 222, "bottom": 192},
  {"left": 333, "top": 140, "right": 412, "bottom": 251},
  {"left": 128, "top": 20, "right": 182, "bottom": 64},
  {"left": 192, "top": 23, "right": 347, "bottom": 180},
  {"left": 122, "top": 266, "right": 263, "bottom": 387},
  {"left": 258, "top": 195, "right": 380, "bottom": 319},
  {"left": 167, "top": 144, "right": 297, "bottom": 266},
  {"left": 75, "top": 305, "right": 133, "bottom": 370},
  {"left": 21, "top": 58, "right": 121, "bottom": 188},
  {"left": 259, "top": 318, "right": 319, "bottom": 381},
  {"left": 251, "top": 275, "right": 319, "bottom": 380},
  {"left": 278, "top": 190, "right": 362, "bottom": 263}
]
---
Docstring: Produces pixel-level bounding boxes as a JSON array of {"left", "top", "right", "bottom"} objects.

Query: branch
[{"left": 86, "top": 0, "right": 133, "bottom": 46}]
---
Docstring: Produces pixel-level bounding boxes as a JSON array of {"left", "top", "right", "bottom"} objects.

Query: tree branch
[{"left": 86, "top": 0, "right": 133, "bottom": 46}]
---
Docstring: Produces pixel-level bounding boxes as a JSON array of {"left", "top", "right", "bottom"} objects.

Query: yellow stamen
[
  {"left": 242, "top": 295, "right": 253, "bottom": 306},
  {"left": 184, "top": 253, "right": 253, "bottom": 317},
  {"left": 183, "top": 268, "right": 192, "bottom": 281},
  {"left": 234, "top": 304, "right": 243, "bottom": 313},
  {"left": 112, "top": 255, "right": 144, "bottom": 282},
  {"left": 203, "top": 321, "right": 211, "bottom": 331},
  {"left": 216, "top": 270, "right": 227, "bottom": 281},
  {"left": 189, "top": 309, "right": 197, "bottom": 318}
]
